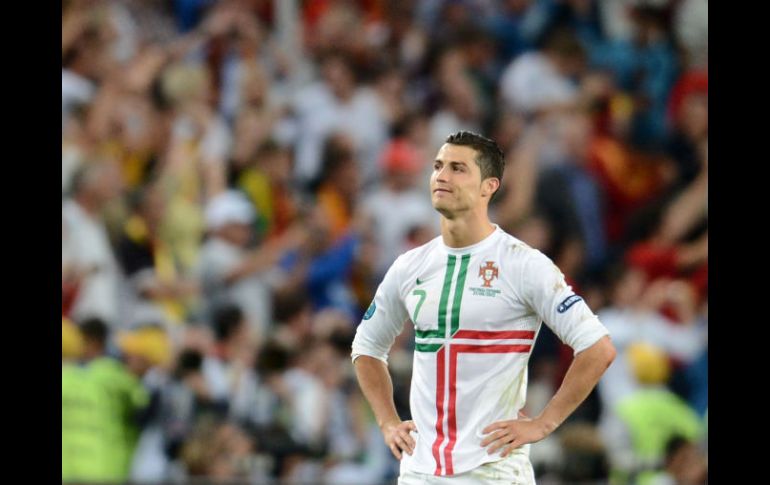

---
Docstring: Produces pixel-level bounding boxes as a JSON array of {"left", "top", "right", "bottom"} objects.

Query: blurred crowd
[{"left": 61, "top": 0, "right": 707, "bottom": 484}]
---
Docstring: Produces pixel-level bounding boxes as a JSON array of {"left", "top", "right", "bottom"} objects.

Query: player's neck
[{"left": 440, "top": 213, "right": 496, "bottom": 249}]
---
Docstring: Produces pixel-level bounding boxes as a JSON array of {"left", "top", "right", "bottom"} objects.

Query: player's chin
[
  {"left": 431, "top": 199, "right": 450, "bottom": 212},
  {"left": 433, "top": 203, "right": 455, "bottom": 218}
]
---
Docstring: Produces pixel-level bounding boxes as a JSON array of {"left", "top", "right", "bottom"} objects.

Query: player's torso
[
  {"left": 397, "top": 233, "right": 540, "bottom": 476},
  {"left": 402, "top": 243, "right": 536, "bottom": 338}
]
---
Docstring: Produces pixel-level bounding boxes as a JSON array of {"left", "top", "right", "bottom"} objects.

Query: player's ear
[{"left": 481, "top": 177, "right": 500, "bottom": 198}]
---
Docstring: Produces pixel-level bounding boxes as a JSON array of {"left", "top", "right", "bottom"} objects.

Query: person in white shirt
[
  {"left": 287, "top": 53, "right": 388, "bottom": 188},
  {"left": 351, "top": 131, "right": 616, "bottom": 484},
  {"left": 198, "top": 190, "right": 303, "bottom": 340},
  {"left": 361, "top": 138, "right": 439, "bottom": 276},
  {"left": 499, "top": 30, "right": 585, "bottom": 116},
  {"left": 62, "top": 162, "right": 124, "bottom": 325}
]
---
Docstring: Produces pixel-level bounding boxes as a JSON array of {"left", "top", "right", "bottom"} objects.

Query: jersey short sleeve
[
  {"left": 520, "top": 250, "right": 609, "bottom": 354},
  {"left": 351, "top": 255, "right": 410, "bottom": 364}
]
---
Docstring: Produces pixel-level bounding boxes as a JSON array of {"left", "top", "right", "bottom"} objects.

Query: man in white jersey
[{"left": 351, "top": 131, "right": 616, "bottom": 484}]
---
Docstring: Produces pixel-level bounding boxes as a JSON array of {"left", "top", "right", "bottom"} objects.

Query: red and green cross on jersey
[
  {"left": 412, "top": 253, "right": 535, "bottom": 476},
  {"left": 412, "top": 253, "right": 536, "bottom": 349}
]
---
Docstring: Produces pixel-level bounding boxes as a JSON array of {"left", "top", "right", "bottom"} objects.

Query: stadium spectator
[{"left": 62, "top": 161, "right": 124, "bottom": 324}]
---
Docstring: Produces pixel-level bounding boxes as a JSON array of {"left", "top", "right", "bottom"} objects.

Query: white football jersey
[{"left": 352, "top": 225, "right": 609, "bottom": 476}]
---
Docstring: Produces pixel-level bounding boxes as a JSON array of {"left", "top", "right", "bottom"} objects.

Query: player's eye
[{"left": 434, "top": 162, "right": 442, "bottom": 170}]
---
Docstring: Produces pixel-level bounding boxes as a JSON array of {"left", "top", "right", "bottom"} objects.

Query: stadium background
[{"left": 61, "top": 0, "right": 708, "bottom": 483}]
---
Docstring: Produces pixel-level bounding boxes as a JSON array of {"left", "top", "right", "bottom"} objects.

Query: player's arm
[
  {"left": 482, "top": 336, "right": 615, "bottom": 455},
  {"left": 354, "top": 355, "right": 416, "bottom": 459},
  {"left": 482, "top": 250, "right": 615, "bottom": 456},
  {"left": 351, "top": 256, "right": 415, "bottom": 459},
  {"left": 538, "top": 335, "right": 615, "bottom": 435}
]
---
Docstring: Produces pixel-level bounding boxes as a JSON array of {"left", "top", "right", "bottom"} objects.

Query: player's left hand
[{"left": 481, "top": 411, "right": 550, "bottom": 457}]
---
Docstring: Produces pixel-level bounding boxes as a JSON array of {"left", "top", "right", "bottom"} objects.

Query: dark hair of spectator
[
  {"left": 212, "top": 304, "right": 244, "bottom": 342},
  {"left": 272, "top": 289, "right": 310, "bottom": 324},
  {"left": 311, "top": 133, "right": 356, "bottom": 191},
  {"left": 175, "top": 348, "right": 204, "bottom": 378},
  {"left": 664, "top": 435, "right": 691, "bottom": 466},
  {"left": 256, "top": 138, "right": 286, "bottom": 159},
  {"left": 79, "top": 317, "right": 109, "bottom": 345},
  {"left": 542, "top": 28, "right": 586, "bottom": 61},
  {"left": 256, "top": 340, "right": 291, "bottom": 376}
]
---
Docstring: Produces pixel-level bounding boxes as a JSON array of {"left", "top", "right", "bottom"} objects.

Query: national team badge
[{"left": 479, "top": 261, "right": 499, "bottom": 288}]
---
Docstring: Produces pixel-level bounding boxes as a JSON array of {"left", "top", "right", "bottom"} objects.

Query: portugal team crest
[{"left": 479, "top": 261, "right": 499, "bottom": 288}]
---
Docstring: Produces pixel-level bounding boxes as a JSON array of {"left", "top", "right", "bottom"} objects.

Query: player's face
[{"left": 430, "top": 143, "right": 493, "bottom": 218}]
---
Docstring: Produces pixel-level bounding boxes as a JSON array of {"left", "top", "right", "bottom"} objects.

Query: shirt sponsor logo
[
  {"left": 363, "top": 301, "right": 376, "bottom": 320},
  {"left": 557, "top": 294, "right": 583, "bottom": 313},
  {"left": 478, "top": 261, "right": 499, "bottom": 288}
]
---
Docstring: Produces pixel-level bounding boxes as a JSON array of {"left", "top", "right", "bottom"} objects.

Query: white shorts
[{"left": 398, "top": 451, "right": 536, "bottom": 485}]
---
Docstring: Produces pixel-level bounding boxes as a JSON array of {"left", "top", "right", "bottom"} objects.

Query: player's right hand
[{"left": 381, "top": 419, "right": 417, "bottom": 460}]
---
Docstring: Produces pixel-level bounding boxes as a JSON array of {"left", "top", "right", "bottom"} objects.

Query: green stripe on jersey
[
  {"left": 415, "top": 254, "right": 456, "bottom": 339},
  {"left": 415, "top": 343, "right": 444, "bottom": 353},
  {"left": 437, "top": 254, "right": 456, "bottom": 337},
  {"left": 450, "top": 254, "right": 470, "bottom": 336}
]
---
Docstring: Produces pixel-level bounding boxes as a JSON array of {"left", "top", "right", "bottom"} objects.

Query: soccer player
[{"left": 351, "top": 131, "right": 616, "bottom": 483}]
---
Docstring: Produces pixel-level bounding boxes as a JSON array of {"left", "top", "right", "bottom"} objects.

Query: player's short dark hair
[{"left": 444, "top": 130, "right": 505, "bottom": 188}]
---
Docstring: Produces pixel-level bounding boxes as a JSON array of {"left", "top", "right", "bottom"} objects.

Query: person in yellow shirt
[
  {"left": 118, "top": 184, "right": 199, "bottom": 324},
  {"left": 237, "top": 139, "right": 299, "bottom": 241},
  {"left": 62, "top": 320, "right": 170, "bottom": 484}
]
